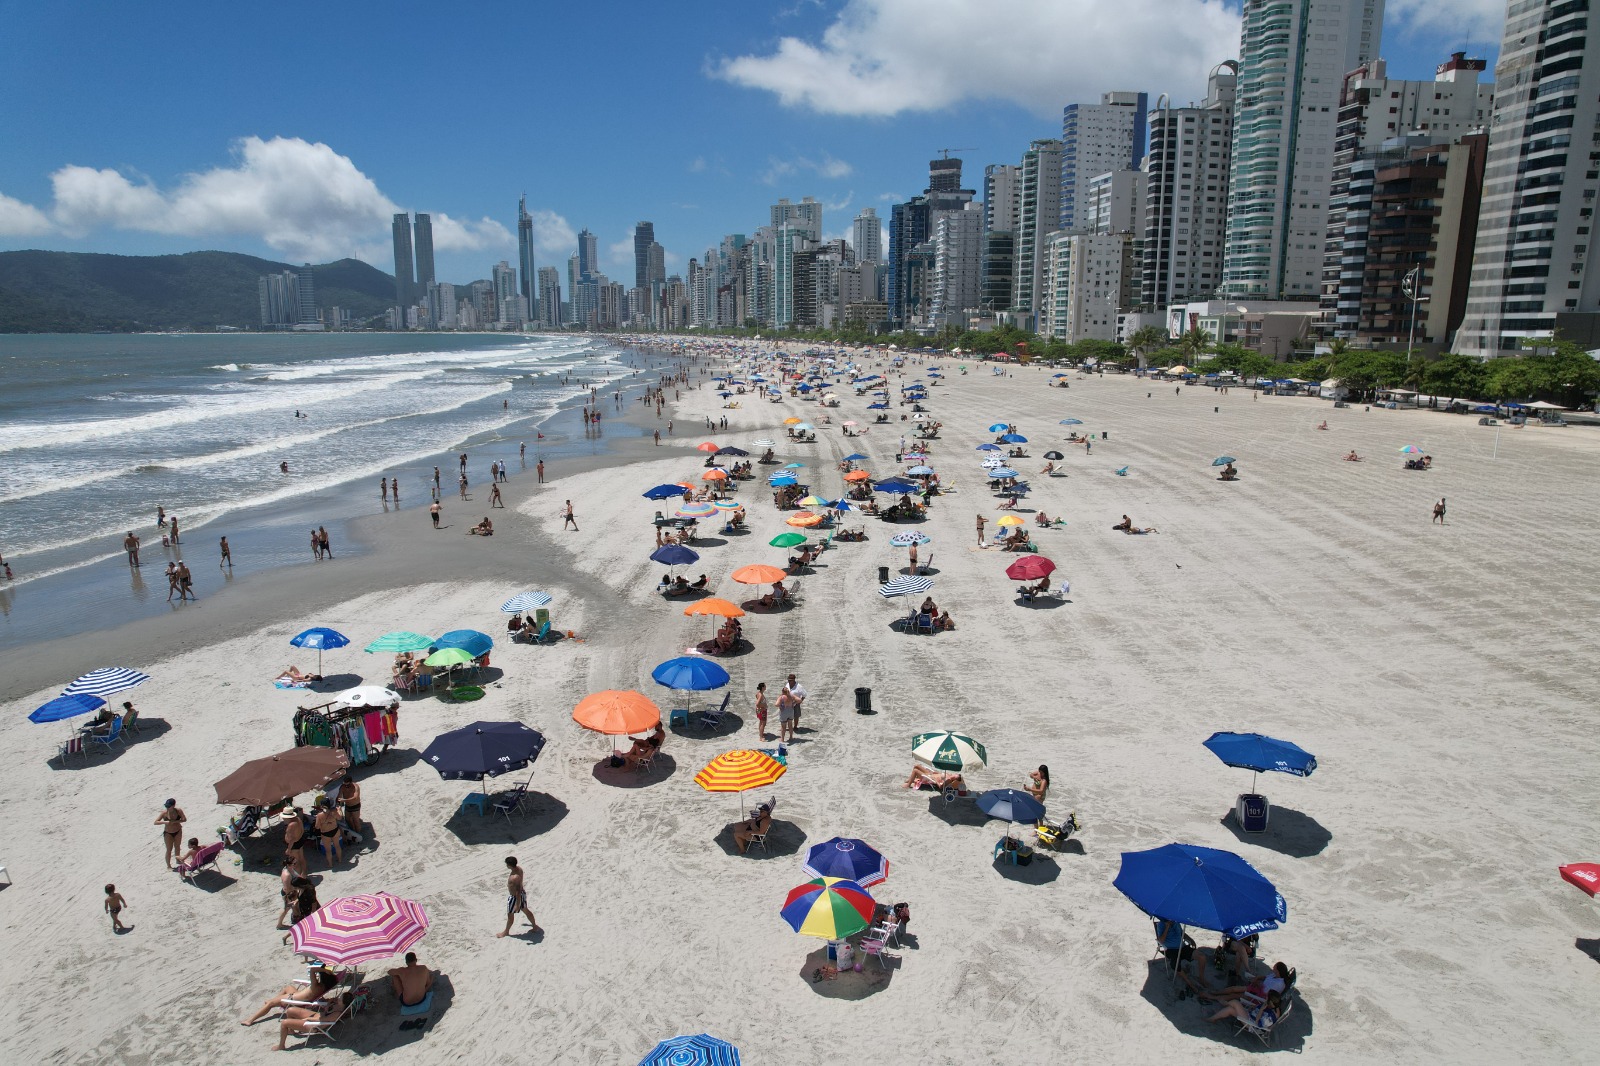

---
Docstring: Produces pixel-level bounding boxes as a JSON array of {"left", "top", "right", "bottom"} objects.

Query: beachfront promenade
[{"left": 2, "top": 350, "right": 1597, "bottom": 1063}]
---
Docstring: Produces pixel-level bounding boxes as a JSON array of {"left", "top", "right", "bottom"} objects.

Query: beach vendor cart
[{"left": 293, "top": 686, "right": 401, "bottom": 767}]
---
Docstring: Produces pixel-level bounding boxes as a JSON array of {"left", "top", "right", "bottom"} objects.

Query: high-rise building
[
  {"left": 431, "top": 282, "right": 457, "bottom": 329},
  {"left": 518, "top": 196, "right": 537, "bottom": 325},
  {"left": 577, "top": 229, "right": 599, "bottom": 281},
  {"left": 1061, "top": 91, "right": 1149, "bottom": 230},
  {"left": 1041, "top": 231, "right": 1141, "bottom": 341},
  {"left": 1222, "top": 0, "right": 1384, "bottom": 299},
  {"left": 1083, "top": 170, "right": 1147, "bottom": 236},
  {"left": 391, "top": 213, "right": 415, "bottom": 309},
  {"left": 984, "top": 164, "right": 1020, "bottom": 234},
  {"left": 1011, "top": 140, "right": 1065, "bottom": 324},
  {"left": 1142, "top": 63, "right": 1237, "bottom": 310},
  {"left": 647, "top": 242, "right": 665, "bottom": 292},
  {"left": 295, "top": 265, "right": 317, "bottom": 324},
  {"left": 634, "top": 222, "right": 655, "bottom": 291},
  {"left": 258, "top": 270, "right": 300, "bottom": 327},
  {"left": 1456, "top": 5, "right": 1600, "bottom": 356},
  {"left": 537, "top": 266, "right": 561, "bottom": 329},
  {"left": 888, "top": 159, "right": 976, "bottom": 326},
  {"left": 492, "top": 261, "right": 521, "bottom": 325},
  {"left": 771, "top": 197, "right": 823, "bottom": 240},
  {"left": 773, "top": 223, "right": 816, "bottom": 328},
  {"left": 930, "top": 202, "right": 984, "bottom": 328},
  {"left": 852, "top": 208, "right": 883, "bottom": 266},
  {"left": 982, "top": 164, "right": 1021, "bottom": 313},
  {"left": 413, "top": 213, "right": 435, "bottom": 293}
]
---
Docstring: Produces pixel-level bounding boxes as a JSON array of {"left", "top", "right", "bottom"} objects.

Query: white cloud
[
  {"left": 429, "top": 212, "right": 512, "bottom": 252},
  {"left": 526, "top": 208, "right": 576, "bottom": 262},
  {"left": 688, "top": 156, "right": 708, "bottom": 173},
  {"left": 762, "top": 153, "right": 855, "bottom": 185},
  {"left": 0, "top": 191, "right": 54, "bottom": 237},
  {"left": 715, "top": 0, "right": 1240, "bottom": 117},
  {"left": 606, "top": 235, "right": 636, "bottom": 276},
  {"left": 823, "top": 191, "right": 854, "bottom": 213},
  {"left": 1386, "top": 0, "right": 1504, "bottom": 46}
]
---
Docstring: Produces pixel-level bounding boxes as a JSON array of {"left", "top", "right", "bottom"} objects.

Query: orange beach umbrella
[
  {"left": 786, "top": 512, "right": 823, "bottom": 528},
  {"left": 843, "top": 470, "right": 871, "bottom": 482},
  {"left": 696, "top": 441, "right": 720, "bottom": 452},
  {"left": 731, "top": 564, "right": 788, "bottom": 585},
  {"left": 573, "top": 690, "right": 662, "bottom": 736},
  {"left": 702, "top": 469, "right": 728, "bottom": 481},
  {"left": 685, "top": 597, "right": 745, "bottom": 639}
]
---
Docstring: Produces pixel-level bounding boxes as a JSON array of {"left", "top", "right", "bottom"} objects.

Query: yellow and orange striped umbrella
[
  {"left": 695, "top": 749, "right": 787, "bottom": 793},
  {"left": 731, "top": 563, "right": 788, "bottom": 585},
  {"left": 786, "top": 512, "right": 824, "bottom": 528}
]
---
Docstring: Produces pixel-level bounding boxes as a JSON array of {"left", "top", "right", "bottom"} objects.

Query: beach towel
[
  {"left": 275, "top": 677, "right": 312, "bottom": 689},
  {"left": 362, "top": 711, "right": 382, "bottom": 746}
]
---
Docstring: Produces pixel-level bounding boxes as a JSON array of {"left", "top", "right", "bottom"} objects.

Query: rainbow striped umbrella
[
  {"left": 288, "top": 891, "right": 429, "bottom": 965},
  {"left": 780, "top": 877, "right": 875, "bottom": 939},
  {"left": 676, "top": 501, "right": 717, "bottom": 519}
]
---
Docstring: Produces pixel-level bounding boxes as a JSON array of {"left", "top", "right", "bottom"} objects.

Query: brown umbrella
[{"left": 214, "top": 747, "right": 350, "bottom": 805}]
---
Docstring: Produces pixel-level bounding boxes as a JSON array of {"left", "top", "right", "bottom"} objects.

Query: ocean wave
[{"left": 210, "top": 363, "right": 245, "bottom": 372}]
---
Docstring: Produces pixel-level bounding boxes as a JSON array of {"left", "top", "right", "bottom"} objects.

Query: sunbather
[
  {"left": 1344, "top": 450, "right": 1362, "bottom": 461},
  {"left": 388, "top": 952, "right": 434, "bottom": 1008},
  {"left": 277, "top": 666, "right": 321, "bottom": 684},
  {"left": 1018, "top": 576, "right": 1051, "bottom": 599},
  {"left": 1203, "top": 960, "right": 1291, "bottom": 1003},
  {"left": 1207, "top": 990, "right": 1281, "bottom": 1029},
  {"left": 1026, "top": 765, "right": 1050, "bottom": 802},
  {"left": 241, "top": 967, "right": 339, "bottom": 1025},
  {"left": 903, "top": 766, "right": 965, "bottom": 791},
  {"left": 690, "top": 574, "right": 709, "bottom": 590},
  {"left": 276, "top": 991, "right": 354, "bottom": 1049},
  {"left": 759, "top": 581, "right": 789, "bottom": 608},
  {"left": 996, "top": 495, "right": 1020, "bottom": 510}
]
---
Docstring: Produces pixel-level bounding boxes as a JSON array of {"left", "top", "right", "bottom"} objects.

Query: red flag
[{"left": 1560, "top": 863, "right": 1600, "bottom": 897}]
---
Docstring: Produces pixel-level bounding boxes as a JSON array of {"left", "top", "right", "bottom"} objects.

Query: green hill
[{"left": 0, "top": 250, "right": 401, "bottom": 332}]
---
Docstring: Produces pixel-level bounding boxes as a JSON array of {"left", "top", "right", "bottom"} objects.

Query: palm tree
[
  {"left": 1126, "top": 325, "right": 1166, "bottom": 370},
  {"left": 1176, "top": 327, "right": 1213, "bottom": 361}
]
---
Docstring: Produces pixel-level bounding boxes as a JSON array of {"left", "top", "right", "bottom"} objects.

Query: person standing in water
[{"left": 219, "top": 536, "right": 232, "bottom": 568}]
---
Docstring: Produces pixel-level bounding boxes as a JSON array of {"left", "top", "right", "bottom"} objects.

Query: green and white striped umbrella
[{"left": 911, "top": 731, "right": 988, "bottom": 771}]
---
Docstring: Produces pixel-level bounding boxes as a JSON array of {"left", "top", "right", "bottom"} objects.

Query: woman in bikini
[
  {"left": 241, "top": 966, "right": 339, "bottom": 1026},
  {"left": 283, "top": 807, "right": 309, "bottom": 876},
  {"left": 276, "top": 857, "right": 298, "bottom": 929},
  {"left": 313, "top": 802, "right": 342, "bottom": 866},
  {"left": 153, "top": 798, "right": 186, "bottom": 868}
]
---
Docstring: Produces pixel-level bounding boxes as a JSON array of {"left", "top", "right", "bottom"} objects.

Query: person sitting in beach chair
[
  {"left": 241, "top": 967, "right": 342, "bottom": 1026},
  {"left": 1035, "top": 511, "right": 1054, "bottom": 526},
  {"left": 661, "top": 575, "right": 691, "bottom": 596},
  {"left": 903, "top": 766, "right": 965, "bottom": 792},
  {"left": 1218, "top": 463, "right": 1237, "bottom": 481},
  {"left": 1018, "top": 576, "right": 1051, "bottom": 602},
  {"left": 1040, "top": 461, "right": 1056, "bottom": 476},
  {"left": 690, "top": 574, "right": 709, "bottom": 591},
  {"left": 996, "top": 495, "right": 1020, "bottom": 510},
  {"left": 759, "top": 581, "right": 791, "bottom": 608},
  {"left": 506, "top": 614, "right": 523, "bottom": 640},
  {"left": 276, "top": 991, "right": 356, "bottom": 1049},
  {"left": 1344, "top": 450, "right": 1362, "bottom": 462},
  {"left": 788, "top": 546, "right": 817, "bottom": 571},
  {"left": 731, "top": 803, "right": 772, "bottom": 854}
]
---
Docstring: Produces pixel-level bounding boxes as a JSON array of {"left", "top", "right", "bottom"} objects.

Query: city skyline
[{"left": 0, "top": 1, "right": 1500, "bottom": 286}]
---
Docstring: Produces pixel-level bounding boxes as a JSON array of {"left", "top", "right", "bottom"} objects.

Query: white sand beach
[{"left": 3, "top": 353, "right": 1599, "bottom": 1064}]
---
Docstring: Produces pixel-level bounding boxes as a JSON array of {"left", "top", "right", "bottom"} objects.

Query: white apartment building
[
  {"left": 852, "top": 208, "right": 883, "bottom": 266},
  {"left": 930, "top": 202, "right": 984, "bottom": 328},
  {"left": 984, "top": 164, "right": 1020, "bottom": 233},
  {"left": 1011, "top": 139, "right": 1064, "bottom": 324},
  {"left": 1222, "top": 0, "right": 1384, "bottom": 299},
  {"left": 1143, "top": 62, "right": 1236, "bottom": 310},
  {"left": 1084, "top": 170, "right": 1147, "bottom": 236},
  {"left": 1041, "top": 230, "right": 1141, "bottom": 342},
  {"left": 1061, "top": 91, "right": 1148, "bottom": 230},
  {"left": 1456, "top": 2, "right": 1600, "bottom": 355}
]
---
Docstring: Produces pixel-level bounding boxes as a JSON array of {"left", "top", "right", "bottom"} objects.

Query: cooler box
[{"left": 1236, "top": 793, "right": 1270, "bottom": 833}]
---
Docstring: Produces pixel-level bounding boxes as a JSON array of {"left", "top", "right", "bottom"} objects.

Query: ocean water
[{"left": 0, "top": 332, "right": 646, "bottom": 646}]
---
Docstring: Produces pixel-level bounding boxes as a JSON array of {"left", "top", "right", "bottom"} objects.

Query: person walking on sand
[
  {"left": 498, "top": 856, "right": 541, "bottom": 938},
  {"left": 123, "top": 530, "right": 140, "bottom": 567},
  {"left": 433, "top": 466, "right": 441, "bottom": 493},
  {"left": 459, "top": 473, "right": 469, "bottom": 500},
  {"left": 176, "top": 560, "right": 194, "bottom": 600},
  {"left": 392, "top": 477, "right": 399, "bottom": 503},
  {"left": 654, "top": 429, "right": 661, "bottom": 446},
  {"left": 520, "top": 441, "right": 526, "bottom": 461},
  {"left": 169, "top": 516, "right": 180, "bottom": 544},
  {"left": 430, "top": 501, "right": 441, "bottom": 528},
  {"left": 1433, "top": 497, "right": 1446, "bottom": 524},
  {"left": 563, "top": 500, "right": 578, "bottom": 531},
  {"left": 784, "top": 673, "right": 808, "bottom": 733},
  {"left": 157, "top": 505, "right": 166, "bottom": 528},
  {"left": 310, "top": 529, "right": 321, "bottom": 560},
  {"left": 976, "top": 513, "right": 987, "bottom": 545},
  {"left": 219, "top": 536, "right": 231, "bottom": 568},
  {"left": 154, "top": 798, "right": 186, "bottom": 868},
  {"left": 105, "top": 884, "right": 128, "bottom": 932},
  {"left": 165, "top": 562, "right": 180, "bottom": 601},
  {"left": 490, "top": 483, "right": 503, "bottom": 508},
  {"left": 318, "top": 526, "right": 332, "bottom": 559},
  {"left": 536, "top": 459, "right": 545, "bottom": 483}
]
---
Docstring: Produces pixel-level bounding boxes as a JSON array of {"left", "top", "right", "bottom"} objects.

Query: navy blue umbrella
[
  {"left": 435, "top": 629, "right": 493, "bottom": 658},
  {"left": 867, "top": 402, "right": 888, "bottom": 410},
  {"left": 977, "top": 788, "right": 1046, "bottom": 825},
  {"left": 874, "top": 479, "right": 918, "bottom": 494},
  {"left": 802, "top": 837, "right": 890, "bottom": 887},
  {"left": 843, "top": 452, "right": 869, "bottom": 461},
  {"left": 423, "top": 720, "right": 546, "bottom": 783},
  {"left": 1113, "top": 843, "right": 1286, "bottom": 939},
  {"left": 715, "top": 446, "right": 750, "bottom": 456},
  {"left": 29, "top": 693, "right": 107, "bottom": 724},
  {"left": 650, "top": 544, "right": 700, "bottom": 567},
  {"left": 644, "top": 484, "right": 690, "bottom": 500}
]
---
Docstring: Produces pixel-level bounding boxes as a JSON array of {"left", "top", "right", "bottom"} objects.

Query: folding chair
[
  {"left": 491, "top": 782, "right": 530, "bottom": 822},
  {"left": 857, "top": 930, "right": 893, "bottom": 968},
  {"left": 56, "top": 735, "right": 87, "bottom": 764},
  {"left": 176, "top": 841, "right": 227, "bottom": 883},
  {"left": 698, "top": 693, "right": 731, "bottom": 730},
  {"left": 85, "top": 717, "right": 124, "bottom": 754}
]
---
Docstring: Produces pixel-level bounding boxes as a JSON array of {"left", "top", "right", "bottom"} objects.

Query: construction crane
[{"left": 935, "top": 148, "right": 974, "bottom": 159}]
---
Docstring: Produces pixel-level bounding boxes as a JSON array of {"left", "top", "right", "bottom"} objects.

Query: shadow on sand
[
  {"left": 1220, "top": 805, "right": 1332, "bottom": 858},
  {"left": 712, "top": 818, "right": 806, "bottom": 859},
  {"left": 1138, "top": 958, "right": 1312, "bottom": 1052},
  {"left": 797, "top": 943, "right": 899, "bottom": 998},
  {"left": 591, "top": 753, "right": 678, "bottom": 788},
  {"left": 443, "top": 791, "right": 568, "bottom": 846}
]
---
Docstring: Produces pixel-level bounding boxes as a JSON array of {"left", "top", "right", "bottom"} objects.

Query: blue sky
[{"left": 0, "top": 0, "right": 1506, "bottom": 286}]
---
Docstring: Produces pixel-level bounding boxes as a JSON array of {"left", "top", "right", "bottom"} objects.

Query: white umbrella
[{"left": 334, "top": 686, "right": 401, "bottom": 710}]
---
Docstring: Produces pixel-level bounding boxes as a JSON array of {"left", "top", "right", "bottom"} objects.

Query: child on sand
[{"left": 105, "top": 884, "right": 127, "bottom": 932}]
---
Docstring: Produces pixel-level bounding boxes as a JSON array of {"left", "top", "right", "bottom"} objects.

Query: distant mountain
[{"left": 0, "top": 250, "right": 403, "bottom": 333}]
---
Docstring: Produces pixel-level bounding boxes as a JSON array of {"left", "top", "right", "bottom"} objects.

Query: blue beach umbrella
[
  {"left": 289, "top": 627, "right": 350, "bottom": 673},
  {"left": 61, "top": 667, "right": 151, "bottom": 699},
  {"left": 977, "top": 788, "right": 1046, "bottom": 828},
  {"left": 1212, "top": 456, "right": 1237, "bottom": 466},
  {"left": 650, "top": 656, "right": 731, "bottom": 692},
  {"left": 888, "top": 531, "right": 931, "bottom": 547},
  {"left": 639, "top": 1034, "right": 742, "bottom": 1066},
  {"left": 650, "top": 544, "right": 700, "bottom": 566},
  {"left": 1113, "top": 843, "right": 1287, "bottom": 939},
  {"left": 1000, "top": 433, "right": 1028, "bottom": 443},
  {"left": 783, "top": 462, "right": 805, "bottom": 469},
  {"left": 987, "top": 423, "right": 1010, "bottom": 432},
  {"left": 976, "top": 443, "right": 1002, "bottom": 452},
  {"left": 29, "top": 693, "right": 107, "bottom": 724},
  {"left": 435, "top": 629, "right": 493, "bottom": 658},
  {"left": 1203, "top": 731, "right": 1316, "bottom": 792},
  {"left": 867, "top": 402, "right": 888, "bottom": 410},
  {"left": 874, "top": 479, "right": 918, "bottom": 494},
  {"left": 906, "top": 465, "right": 935, "bottom": 476},
  {"left": 715, "top": 446, "right": 750, "bottom": 457},
  {"left": 644, "top": 484, "right": 690, "bottom": 500},
  {"left": 843, "top": 453, "right": 868, "bottom": 462},
  {"left": 769, "top": 474, "right": 798, "bottom": 487},
  {"left": 1059, "top": 418, "right": 1083, "bottom": 426},
  {"left": 803, "top": 837, "right": 890, "bottom": 888},
  {"left": 988, "top": 468, "right": 1020, "bottom": 479},
  {"left": 423, "top": 720, "right": 545, "bottom": 785},
  {"left": 500, "top": 591, "right": 554, "bottom": 613}
]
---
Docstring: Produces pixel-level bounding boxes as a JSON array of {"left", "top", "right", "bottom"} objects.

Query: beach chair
[
  {"left": 56, "top": 735, "right": 87, "bottom": 764},
  {"left": 290, "top": 992, "right": 363, "bottom": 1045},
  {"left": 176, "top": 841, "right": 227, "bottom": 883},
  {"left": 532, "top": 621, "right": 553, "bottom": 645},
  {"left": 1236, "top": 987, "right": 1293, "bottom": 1047},
  {"left": 1035, "top": 812, "right": 1080, "bottom": 850},
  {"left": 698, "top": 693, "right": 731, "bottom": 730},
  {"left": 85, "top": 717, "right": 124, "bottom": 754},
  {"left": 491, "top": 783, "right": 530, "bottom": 822},
  {"left": 917, "top": 553, "right": 933, "bottom": 575},
  {"left": 121, "top": 707, "right": 141, "bottom": 735},
  {"left": 914, "top": 613, "right": 935, "bottom": 635},
  {"left": 857, "top": 930, "right": 893, "bottom": 969}
]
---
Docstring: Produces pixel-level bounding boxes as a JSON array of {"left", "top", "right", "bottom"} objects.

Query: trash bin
[
  {"left": 878, "top": 565, "right": 890, "bottom": 584},
  {"left": 1236, "top": 793, "right": 1270, "bottom": 833},
  {"left": 855, "top": 687, "right": 873, "bottom": 714}
]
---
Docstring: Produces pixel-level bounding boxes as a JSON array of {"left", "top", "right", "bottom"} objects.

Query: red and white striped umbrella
[{"left": 289, "top": 892, "right": 429, "bottom": 965}]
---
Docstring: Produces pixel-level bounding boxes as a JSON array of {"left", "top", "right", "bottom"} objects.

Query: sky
[{"left": 0, "top": 0, "right": 1508, "bottom": 288}]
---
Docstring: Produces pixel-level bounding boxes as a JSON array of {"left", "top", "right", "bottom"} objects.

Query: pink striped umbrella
[{"left": 289, "top": 892, "right": 429, "bottom": 965}]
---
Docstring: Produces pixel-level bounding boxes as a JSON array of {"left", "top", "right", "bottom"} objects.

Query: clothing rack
[{"left": 293, "top": 701, "right": 399, "bottom": 766}]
